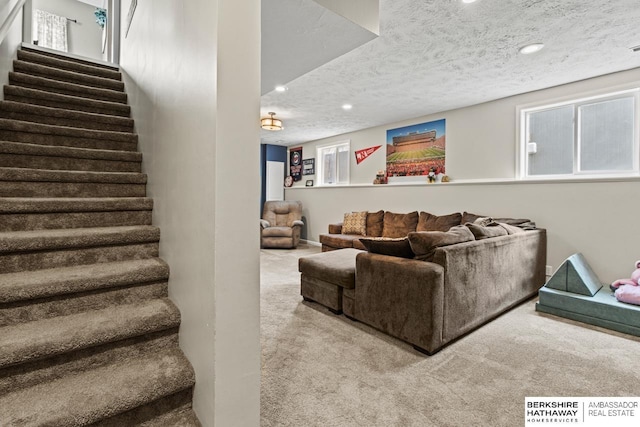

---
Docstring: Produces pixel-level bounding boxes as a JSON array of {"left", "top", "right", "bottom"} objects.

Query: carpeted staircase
[{"left": 0, "top": 46, "right": 200, "bottom": 426}]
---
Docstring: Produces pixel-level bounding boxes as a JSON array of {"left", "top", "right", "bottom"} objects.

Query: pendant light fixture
[{"left": 261, "top": 112, "right": 283, "bottom": 131}]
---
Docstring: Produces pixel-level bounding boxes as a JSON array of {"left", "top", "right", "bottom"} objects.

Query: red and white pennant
[{"left": 354, "top": 145, "right": 382, "bottom": 164}]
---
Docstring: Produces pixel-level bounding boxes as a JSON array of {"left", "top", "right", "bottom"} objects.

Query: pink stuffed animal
[{"left": 610, "top": 261, "right": 640, "bottom": 305}]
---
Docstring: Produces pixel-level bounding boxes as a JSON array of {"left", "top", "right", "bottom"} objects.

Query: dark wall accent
[{"left": 260, "top": 144, "right": 287, "bottom": 215}]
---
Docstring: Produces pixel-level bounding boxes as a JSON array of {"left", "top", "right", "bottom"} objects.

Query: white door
[{"left": 266, "top": 161, "right": 284, "bottom": 201}]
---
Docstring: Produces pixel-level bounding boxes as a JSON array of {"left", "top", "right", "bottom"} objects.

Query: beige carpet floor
[{"left": 260, "top": 244, "right": 640, "bottom": 427}]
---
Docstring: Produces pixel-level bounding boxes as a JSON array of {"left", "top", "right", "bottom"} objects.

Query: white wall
[
  {"left": 32, "top": 0, "right": 103, "bottom": 60},
  {"left": 0, "top": 0, "right": 24, "bottom": 90},
  {"left": 119, "top": 0, "right": 260, "bottom": 426},
  {"left": 287, "top": 67, "right": 640, "bottom": 283}
]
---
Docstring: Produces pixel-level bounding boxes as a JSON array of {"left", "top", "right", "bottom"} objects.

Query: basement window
[
  {"left": 518, "top": 88, "right": 640, "bottom": 179},
  {"left": 317, "top": 140, "right": 350, "bottom": 186}
]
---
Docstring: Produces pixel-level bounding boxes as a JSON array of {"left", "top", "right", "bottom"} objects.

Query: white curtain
[{"left": 34, "top": 9, "right": 68, "bottom": 52}]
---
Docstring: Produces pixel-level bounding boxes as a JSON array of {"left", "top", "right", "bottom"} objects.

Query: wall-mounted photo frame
[
  {"left": 305, "top": 180, "right": 314, "bottom": 187},
  {"left": 303, "top": 158, "right": 315, "bottom": 175},
  {"left": 386, "top": 118, "right": 446, "bottom": 184}
]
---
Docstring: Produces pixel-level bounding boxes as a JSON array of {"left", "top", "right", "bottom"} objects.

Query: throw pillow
[
  {"left": 408, "top": 225, "right": 475, "bottom": 261},
  {"left": 366, "top": 210, "right": 385, "bottom": 237},
  {"left": 359, "top": 237, "right": 414, "bottom": 259},
  {"left": 382, "top": 211, "right": 419, "bottom": 238},
  {"left": 466, "top": 223, "right": 508, "bottom": 240},
  {"left": 342, "top": 211, "right": 368, "bottom": 235},
  {"left": 417, "top": 211, "right": 462, "bottom": 232}
]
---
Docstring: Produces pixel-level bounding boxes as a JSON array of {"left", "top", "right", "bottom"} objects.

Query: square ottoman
[{"left": 299, "top": 248, "right": 363, "bottom": 315}]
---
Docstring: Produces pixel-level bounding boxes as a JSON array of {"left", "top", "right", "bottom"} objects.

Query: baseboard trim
[{"left": 301, "top": 239, "right": 321, "bottom": 247}]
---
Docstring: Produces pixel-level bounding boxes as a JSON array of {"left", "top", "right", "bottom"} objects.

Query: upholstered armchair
[{"left": 261, "top": 201, "right": 304, "bottom": 248}]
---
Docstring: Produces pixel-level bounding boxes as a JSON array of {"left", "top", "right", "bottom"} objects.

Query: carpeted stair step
[
  {"left": 0, "top": 346, "right": 195, "bottom": 426},
  {"left": 0, "top": 167, "right": 146, "bottom": 197},
  {"left": 4, "top": 85, "right": 131, "bottom": 117},
  {"left": 14, "top": 60, "right": 125, "bottom": 92},
  {"left": 17, "top": 49, "right": 122, "bottom": 81},
  {"left": 0, "top": 329, "right": 179, "bottom": 396},
  {"left": 0, "top": 197, "right": 152, "bottom": 231},
  {"left": 0, "top": 225, "right": 159, "bottom": 273},
  {"left": 0, "top": 140, "right": 141, "bottom": 173},
  {"left": 9, "top": 72, "right": 128, "bottom": 103},
  {"left": 0, "top": 118, "right": 137, "bottom": 151},
  {"left": 0, "top": 258, "right": 169, "bottom": 325},
  {"left": 0, "top": 298, "right": 180, "bottom": 369},
  {"left": 0, "top": 100, "right": 134, "bottom": 133},
  {"left": 94, "top": 389, "right": 200, "bottom": 426},
  {"left": 22, "top": 45, "right": 119, "bottom": 71}
]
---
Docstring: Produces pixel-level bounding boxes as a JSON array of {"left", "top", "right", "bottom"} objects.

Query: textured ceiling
[{"left": 260, "top": 0, "right": 640, "bottom": 146}]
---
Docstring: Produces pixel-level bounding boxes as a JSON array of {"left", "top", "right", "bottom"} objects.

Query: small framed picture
[
  {"left": 305, "top": 180, "right": 314, "bottom": 187},
  {"left": 303, "top": 158, "right": 315, "bottom": 175}
]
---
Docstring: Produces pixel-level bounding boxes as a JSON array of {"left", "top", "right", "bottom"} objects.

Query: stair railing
[{"left": 0, "top": 0, "right": 26, "bottom": 46}]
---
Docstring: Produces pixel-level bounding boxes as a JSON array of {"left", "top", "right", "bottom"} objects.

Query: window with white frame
[
  {"left": 316, "top": 140, "right": 350, "bottom": 186},
  {"left": 519, "top": 89, "right": 640, "bottom": 179}
]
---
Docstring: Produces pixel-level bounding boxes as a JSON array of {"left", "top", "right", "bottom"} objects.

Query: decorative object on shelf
[
  {"left": 386, "top": 118, "right": 446, "bottom": 183},
  {"left": 373, "top": 170, "right": 387, "bottom": 185},
  {"left": 289, "top": 147, "right": 302, "bottom": 181},
  {"left": 94, "top": 8, "right": 107, "bottom": 29},
  {"left": 355, "top": 145, "right": 382, "bottom": 164},
  {"left": 303, "top": 158, "right": 315, "bottom": 175},
  {"left": 305, "top": 180, "right": 314, "bottom": 187},
  {"left": 441, "top": 175, "right": 450, "bottom": 183},
  {"left": 261, "top": 112, "right": 283, "bottom": 131},
  {"left": 284, "top": 176, "right": 294, "bottom": 187},
  {"left": 427, "top": 167, "right": 437, "bottom": 183}
]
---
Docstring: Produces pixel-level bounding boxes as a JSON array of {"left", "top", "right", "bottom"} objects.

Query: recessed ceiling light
[
  {"left": 462, "top": 0, "right": 478, "bottom": 3},
  {"left": 275, "top": 85, "right": 287, "bottom": 92},
  {"left": 342, "top": 104, "right": 353, "bottom": 110},
  {"left": 519, "top": 43, "right": 545, "bottom": 54}
]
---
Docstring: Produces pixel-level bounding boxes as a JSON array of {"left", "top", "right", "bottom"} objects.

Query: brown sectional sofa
[
  {"left": 302, "top": 211, "right": 546, "bottom": 355},
  {"left": 319, "top": 210, "right": 535, "bottom": 251},
  {"left": 320, "top": 210, "right": 464, "bottom": 251}
]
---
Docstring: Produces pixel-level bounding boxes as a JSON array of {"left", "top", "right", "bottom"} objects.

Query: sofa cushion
[
  {"left": 462, "top": 211, "right": 484, "bottom": 224},
  {"left": 417, "top": 211, "right": 462, "bottom": 232},
  {"left": 298, "top": 248, "right": 363, "bottom": 289},
  {"left": 366, "top": 210, "right": 385, "bottom": 237},
  {"left": 382, "top": 211, "right": 419, "bottom": 238},
  {"left": 408, "top": 225, "right": 475, "bottom": 261},
  {"left": 342, "top": 211, "right": 368, "bottom": 235},
  {"left": 319, "top": 233, "right": 360, "bottom": 249},
  {"left": 466, "top": 223, "right": 508, "bottom": 240},
  {"left": 359, "top": 237, "right": 414, "bottom": 259},
  {"left": 262, "top": 226, "right": 293, "bottom": 237},
  {"left": 328, "top": 223, "right": 343, "bottom": 234}
]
